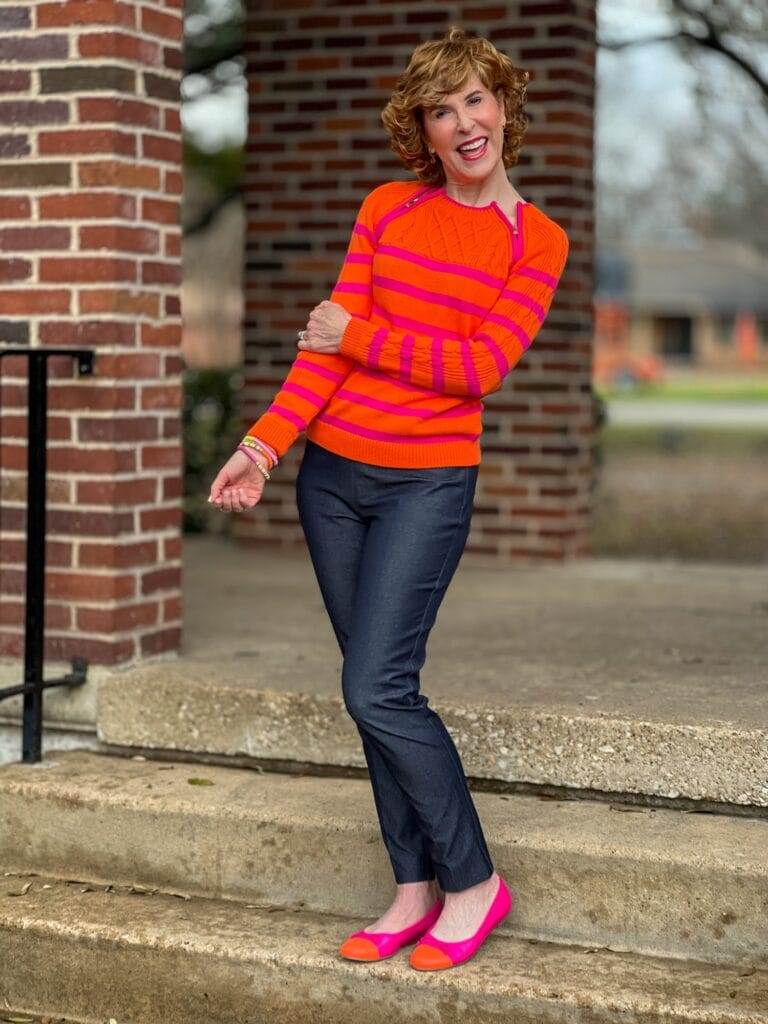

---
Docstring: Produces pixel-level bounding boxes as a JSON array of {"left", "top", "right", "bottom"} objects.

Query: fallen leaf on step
[
  {"left": 6, "top": 881, "right": 33, "bottom": 897},
  {"left": 187, "top": 777, "right": 215, "bottom": 786}
]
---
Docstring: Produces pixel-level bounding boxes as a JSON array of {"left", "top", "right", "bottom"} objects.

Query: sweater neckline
[{"left": 434, "top": 185, "right": 530, "bottom": 236}]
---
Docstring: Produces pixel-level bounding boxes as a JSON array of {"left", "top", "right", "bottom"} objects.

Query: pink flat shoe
[
  {"left": 409, "top": 875, "right": 512, "bottom": 970},
  {"left": 339, "top": 898, "right": 444, "bottom": 961}
]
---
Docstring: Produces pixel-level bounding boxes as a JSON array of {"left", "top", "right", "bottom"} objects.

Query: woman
[{"left": 209, "top": 25, "right": 569, "bottom": 970}]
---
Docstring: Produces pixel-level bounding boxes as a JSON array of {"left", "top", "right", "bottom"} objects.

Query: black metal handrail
[{"left": 0, "top": 347, "right": 95, "bottom": 762}]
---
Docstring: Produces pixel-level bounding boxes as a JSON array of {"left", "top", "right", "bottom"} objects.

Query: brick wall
[
  {"left": 0, "top": 1, "right": 184, "bottom": 665},
  {"left": 239, "top": 1, "right": 596, "bottom": 562}
]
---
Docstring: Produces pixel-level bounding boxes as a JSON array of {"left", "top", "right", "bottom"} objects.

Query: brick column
[
  {"left": 0, "top": 1, "right": 184, "bottom": 665},
  {"left": 240, "top": 2, "right": 595, "bottom": 562}
]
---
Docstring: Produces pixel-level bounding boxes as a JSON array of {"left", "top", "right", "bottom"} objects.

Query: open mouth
[{"left": 456, "top": 137, "right": 488, "bottom": 160}]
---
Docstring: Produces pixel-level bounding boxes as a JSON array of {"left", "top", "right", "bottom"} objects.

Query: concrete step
[
  {"left": 1, "top": 869, "right": 766, "bottom": 1024},
  {"left": 1, "top": 750, "right": 766, "bottom": 967},
  {"left": 95, "top": 660, "right": 768, "bottom": 807}
]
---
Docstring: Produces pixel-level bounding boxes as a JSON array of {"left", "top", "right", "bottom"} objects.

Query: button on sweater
[{"left": 245, "top": 179, "right": 570, "bottom": 468}]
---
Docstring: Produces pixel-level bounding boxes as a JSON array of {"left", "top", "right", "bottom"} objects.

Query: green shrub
[{"left": 183, "top": 367, "right": 243, "bottom": 534}]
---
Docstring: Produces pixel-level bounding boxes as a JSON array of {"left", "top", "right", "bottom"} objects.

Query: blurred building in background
[{"left": 594, "top": 242, "right": 768, "bottom": 386}]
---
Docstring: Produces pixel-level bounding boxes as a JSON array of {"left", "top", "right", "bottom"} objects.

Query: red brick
[
  {"left": 40, "top": 191, "right": 136, "bottom": 220},
  {"left": 76, "top": 477, "right": 157, "bottom": 505},
  {"left": 0, "top": 226, "right": 70, "bottom": 250},
  {"left": 0, "top": 258, "right": 32, "bottom": 281},
  {"left": 47, "top": 383, "right": 136, "bottom": 411},
  {"left": 141, "top": 566, "right": 180, "bottom": 595},
  {"left": 140, "top": 505, "right": 181, "bottom": 530},
  {"left": 39, "top": 257, "right": 137, "bottom": 284},
  {"left": 141, "top": 444, "right": 182, "bottom": 469},
  {"left": 141, "top": 196, "right": 177, "bottom": 224},
  {"left": 140, "top": 322, "right": 181, "bottom": 347},
  {"left": 77, "top": 601, "right": 160, "bottom": 631},
  {"left": 79, "top": 160, "right": 160, "bottom": 190},
  {"left": 141, "top": 132, "right": 182, "bottom": 162},
  {"left": 0, "top": 289, "right": 70, "bottom": 314},
  {"left": 79, "top": 288, "right": 159, "bottom": 316},
  {"left": 141, "top": 6, "right": 181, "bottom": 41},
  {"left": 40, "top": 319, "right": 136, "bottom": 346},
  {"left": 140, "top": 383, "right": 181, "bottom": 410},
  {"left": 79, "top": 539, "right": 158, "bottom": 568},
  {"left": 0, "top": 195, "right": 31, "bottom": 218},
  {"left": 37, "top": 2, "right": 136, "bottom": 29},
  {"left": 80, "top": 224, "right": 160, "bottom": 254},
  {"left": 39, "top": 128, "right": 137, "bottom": 156},
  {"left": 141, "top": 260, "right": 181, "bottom": 286},
  {"left": 46, "top": 447, "right": 136, "bottom": 473},
  {"left": 79, "top": 96, "right": 160, "bottom": 129},
  {"left": 78, "top": 416, "right": 159, "bottom": 443},
  {"left": 79, "top": 30, "right": 162, "bottom": 66},
  {"left": 140, "top": 626, "right": 181, "bottom": 656},
  {"left": 45, "top": 571, "right": 136, "bottom": 601},
  {"left": 162, "top": 595, "right": 182, "bottom": 622},
  {"left": 91, "top": 352, "right": 160, "bottom": 378}
]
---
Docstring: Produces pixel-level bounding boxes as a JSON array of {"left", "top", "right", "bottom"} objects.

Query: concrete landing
[{"left": 1, "top": 535, "right": 766, "bottom": 803}]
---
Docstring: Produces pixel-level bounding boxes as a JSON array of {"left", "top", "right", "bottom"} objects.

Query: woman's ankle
[{"left": 395, "top": 877, "right": 440, "bottom": 907}]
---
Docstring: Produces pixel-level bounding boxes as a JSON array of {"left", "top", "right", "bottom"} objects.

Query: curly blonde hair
[{"left": 380, "top": 25, "right": 530, "bottom": 188}]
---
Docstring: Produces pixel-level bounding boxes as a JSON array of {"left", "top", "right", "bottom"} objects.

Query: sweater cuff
[{"left": 339, "top": 315, "right": 379, "bottom": 366}]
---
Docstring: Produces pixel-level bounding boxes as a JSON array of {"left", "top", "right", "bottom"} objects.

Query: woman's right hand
[{"left": 208, "top": 449, "right": 269, "bottom": 512}]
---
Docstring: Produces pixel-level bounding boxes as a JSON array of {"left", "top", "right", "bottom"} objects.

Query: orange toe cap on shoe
[
  {"left": 409, "top": 942, "right": 454, "bottom": 970},
  {"left": 339, "top": 936, "right": 381, "bottom": 961}
]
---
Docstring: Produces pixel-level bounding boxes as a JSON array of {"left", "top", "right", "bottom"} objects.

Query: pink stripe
[
  {"left": 400, "top": 333, "right": 414, "bottom": 384},
  {"left": 317, "top": 412, "right": 479, "bottom": 445},
  {"left": 372, "top": 187, "right": 433, "bottom": 241},
  {"left": 336, "top": 387, "right": 429, "bottom": 418},
  {"left": 334, "top": 282, "right": 370, "bottom": 296},
  {"left": 377, "top": 243, "right": 504, "bottom": 289},
  {"left": 518, "top": 265, "right": 559, "bottom": 289},
  {"left": 354, "top": 222, "right": 376, "bottom": 247},
  {"left": 294, "top": 357, "right": 345, "bottom": 383},
  {"left": 475, "top": 333, "right": 511, "bottom": 378},
  {"left": 431, "top": 336, "right": 445, "bottom": 392},
  {"left": 373, "top": 274, "right": 495, "bottom": 319},
  {"left": 500, "top": 287, "right": 547, "bottom": 321},
  {"left": 367, "top": 326, "right": 387, "bottom": 369},
  {"left": 460, "top": 341, "right": 482, "bottom": 397},
  {"left": 371, "top": 303, "right": 464, "bottom": 340},
  {"left": 281, "top": 381, "right": 325, "bottom": 407},
  {"left": 351, "top": 368, "right": 481, "bottom": 414},
  {"left": 268, "top": 403, "right": 307, "bottom": 430},
  {"left": 355, "top": 365, "right": 446, "bottom": 396}
]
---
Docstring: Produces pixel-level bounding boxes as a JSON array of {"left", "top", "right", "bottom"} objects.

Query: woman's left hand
[{"left": 297, "top": 300, "right": 352, "bottom": 354}]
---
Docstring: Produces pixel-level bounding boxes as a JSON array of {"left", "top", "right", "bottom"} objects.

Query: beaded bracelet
[
  {"left": 237, "top": 444, "right": 270, "bottom": 481},
  {"left": 240, "top": 434, "right": 278, "bottom": 469}
]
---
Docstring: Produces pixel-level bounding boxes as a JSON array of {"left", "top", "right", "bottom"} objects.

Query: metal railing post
[{"left": 0, "top": 347, "right": 95, "bottom": 762}]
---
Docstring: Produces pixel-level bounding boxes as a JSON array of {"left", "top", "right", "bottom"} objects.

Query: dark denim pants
[{"left": 295, "top": 439, "right": 495, "bottom": 893}]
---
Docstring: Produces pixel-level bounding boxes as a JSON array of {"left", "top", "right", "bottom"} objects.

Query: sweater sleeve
[
  {"left": 338, "top": 222, "right": 569, "bottom": 398},
  {"left": 242, "top": 192, "right": 377, "bottom": 458}
]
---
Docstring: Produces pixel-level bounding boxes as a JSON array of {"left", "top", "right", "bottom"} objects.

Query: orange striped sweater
[{"left": 245, "top": 179, "right": 569, "bottom": 468}]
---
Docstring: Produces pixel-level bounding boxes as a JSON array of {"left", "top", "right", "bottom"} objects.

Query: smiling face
[{"left": 421, "top": 72, "right": 507, "bottom": 183}]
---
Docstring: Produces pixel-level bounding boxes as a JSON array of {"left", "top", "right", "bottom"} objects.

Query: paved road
[{"left": 606, "top": 399, "right": 768, "bottom": 427}]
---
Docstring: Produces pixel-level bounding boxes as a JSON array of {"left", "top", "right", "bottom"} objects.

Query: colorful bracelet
[
  {"left": 237, "top": 444, "right": 270, "bottom": 481},
  {"left": 240, "top": 434, "right": 278, "bottom": 469}
]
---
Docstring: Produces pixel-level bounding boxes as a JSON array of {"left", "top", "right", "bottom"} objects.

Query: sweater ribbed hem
[{"left": 305, "top": 418, "right": 480, "bottom": 468}]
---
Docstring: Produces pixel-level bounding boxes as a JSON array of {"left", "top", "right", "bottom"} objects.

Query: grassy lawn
[
  {"left": 597, "top": 373, "right": 768, "bottom": 403},
  {"left": 590, "top": 424, "right": 768, "bottom": 563}
]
